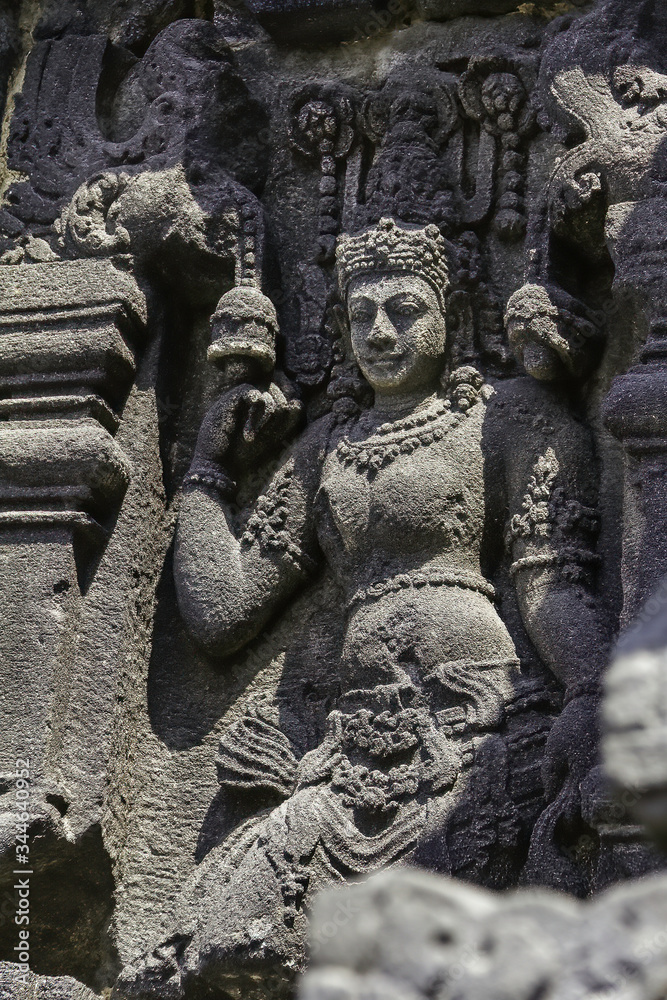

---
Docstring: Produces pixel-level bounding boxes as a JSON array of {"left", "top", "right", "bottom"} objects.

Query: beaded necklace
[{"left": 335, "top": 365, "right": 488, "bottom": 476}]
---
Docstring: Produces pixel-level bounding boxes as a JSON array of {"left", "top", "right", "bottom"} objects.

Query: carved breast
[{"left": 316, "top": 399, "right": 488, "bottom": 584}]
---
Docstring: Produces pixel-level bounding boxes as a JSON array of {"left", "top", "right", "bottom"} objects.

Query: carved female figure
[{"left": 126, "top": 218, "right": 608, "bottom": 998}]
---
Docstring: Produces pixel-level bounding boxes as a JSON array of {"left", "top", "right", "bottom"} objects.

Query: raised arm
[{"left": 174, "top": 384, "right": 324, "bottom": 658}]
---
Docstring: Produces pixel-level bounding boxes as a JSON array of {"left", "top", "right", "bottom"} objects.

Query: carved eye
[
  {"left": 390, "top": 297, "right": 427, "bottom": 317},
  {"left": 350, "top": 304, "right": 374, "bottom": 323}
]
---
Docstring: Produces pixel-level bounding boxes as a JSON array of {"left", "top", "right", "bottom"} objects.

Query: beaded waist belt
[{"left": 347, "top": 566, "right": 496, "bottom": 610}]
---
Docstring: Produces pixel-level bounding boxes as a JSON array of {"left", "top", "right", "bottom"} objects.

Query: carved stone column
[{"left": 0, "top": 259, "right": 146, "bottom": 814}]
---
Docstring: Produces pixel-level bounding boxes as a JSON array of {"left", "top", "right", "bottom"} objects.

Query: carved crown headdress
[{"left": 336, "top": 217, "right": 450, "bottom": 310}]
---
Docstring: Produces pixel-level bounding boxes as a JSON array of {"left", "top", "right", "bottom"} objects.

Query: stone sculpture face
[
  {"left": 503, "top": 293, "right": 563, "bottom": 382},
  {"left": 347, "top": 273, "right": 447, "bottom": 395}
]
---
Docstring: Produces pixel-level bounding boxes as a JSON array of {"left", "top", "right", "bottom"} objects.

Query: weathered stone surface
[
  {"left": 300, "top": 585, "right": 667, "bottom": 1000},
  {"left": 0, "top": 0, "right": 666, "bottom": 996}
]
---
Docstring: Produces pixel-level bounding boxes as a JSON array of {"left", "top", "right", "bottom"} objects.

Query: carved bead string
[
  {"left": 288, "top": 90, "right": 354, "bottom": 264},
  {"left": 347, "top": 567, "right": 496, "bottom": 611},
  {"left": 239, "top": 200, "right": 258, "bottom": 286},
  {"left": 318, "top": 151, "right": 338, "bottom": 263},
  {"left": 459, "top": 61, "right": 536, "bottom": 244},
  {"left": 480, "top": 72, "right": 532, "bottom": 242},
  {"left": 336, "top": 399, "right": 463, "bottom": 474}
]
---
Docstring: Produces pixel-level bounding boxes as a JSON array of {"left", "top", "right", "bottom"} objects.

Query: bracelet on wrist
[{"left": 182, "top": 463, "right": 237, "bottom": 500}]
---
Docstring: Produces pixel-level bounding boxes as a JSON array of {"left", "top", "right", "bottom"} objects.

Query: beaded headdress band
[{"left": 336, "top": 217, "right": 450, "bottom": 310}]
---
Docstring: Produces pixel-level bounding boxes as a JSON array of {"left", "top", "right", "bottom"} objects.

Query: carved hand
[
  {"left": 296, "top": 712, "right": 345, "bottom": 787},
  {"left": 193, "top": 381, "right": 301, "bottom": 470}
]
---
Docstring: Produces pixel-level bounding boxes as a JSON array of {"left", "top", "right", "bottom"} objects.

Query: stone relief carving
[
  {"left": 0, "top": 0, "right": 666, "bottom": 997},
  {"left": 115, "top": 215, "right": 612, "bottom": 996},
  {"left": 300, "top": 582, "right": 667, "bottom": 1000}
]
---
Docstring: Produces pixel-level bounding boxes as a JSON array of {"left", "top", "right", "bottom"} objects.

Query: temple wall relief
[{"left": 0, "top": 1, "right": 666, "bottom": 997}]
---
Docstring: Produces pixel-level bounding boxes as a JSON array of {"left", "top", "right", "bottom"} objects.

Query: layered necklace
[{"left": 335, "top": 365, "right": 489, "bottom": 477}]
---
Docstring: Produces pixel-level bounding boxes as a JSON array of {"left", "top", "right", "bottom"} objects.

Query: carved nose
[{"left": 367, "top": 310, "right": 397, "bottom": 349}]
